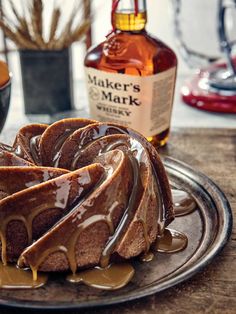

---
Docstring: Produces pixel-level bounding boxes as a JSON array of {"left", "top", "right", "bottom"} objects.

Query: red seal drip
[{"left": 134, "top": 0, "right": 139, "bottom": 16}]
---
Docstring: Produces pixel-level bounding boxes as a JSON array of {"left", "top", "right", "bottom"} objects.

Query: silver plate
[{"left": 0, "top": 157, "right": 232, "bottom": 310}]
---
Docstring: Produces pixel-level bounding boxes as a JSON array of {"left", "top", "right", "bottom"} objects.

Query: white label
[{"left": 85, "top": 67, "right": 176, "bottom": 137}]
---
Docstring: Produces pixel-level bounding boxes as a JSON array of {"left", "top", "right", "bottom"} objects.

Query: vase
[{"left": 19, "top": 48, "right": 74, "bottom": 117}]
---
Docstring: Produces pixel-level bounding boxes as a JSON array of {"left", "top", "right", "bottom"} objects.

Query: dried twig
[
  {"left": 29, "top": 0, "right": 46, "bottom": 48},
  {"left": 49, "top": 7, "right": 61, "bottom": 42},
  {"left": 0, "top": 0, "right": 92, "bottom": 50},
  {"left": 9, "top": 0, "right": 32, "bottom": 42},
  {"left": 0, "top": 19, "right": 38, "bottom": 49}
]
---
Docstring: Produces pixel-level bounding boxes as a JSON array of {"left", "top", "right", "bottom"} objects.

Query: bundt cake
[{"left": 0, "top": 118, "right": 174, "bottom": 278}]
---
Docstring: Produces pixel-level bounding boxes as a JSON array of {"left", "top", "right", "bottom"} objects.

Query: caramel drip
[
  {"left": 0, "top": 262, "right": 47, "bottom": 289},
  {"left": 0, "top": 168, "right": 98, "bottom": 264},
  {"left": 19, "top": 202, "right": 121, "bottom": 279},
  {"left": 102, "top": 139, "right": 160, "bottom": 262},
  {"left": 1, "top": 164, "right": 107, "bottom": 266},
  {"left": 70, "top": 125, "right": 129, "bottom": 170},
  {"left": 71, "top": 134, "right": 164, "bottom": 267},
  {"left": 69, "top": 135, "right": 148, "bottom": 268},
  {"left": 101, "top": 140, "right": 130, "bottom": 154},
  {"left": 129, "top": 139, "right": 163, "bottom": 254},
  {"left": 72, "top": 135, "right": 159, "bottom": 267},
  {"left": 157, "top": 228, "right": 188, "bottom": 253},
  {"left": 0, "top": 202, "right": 60, "bottom": 264},
  {"left": 17, "top": 165, "right": 112, "bottom": 276},
  {"left": 172, "top": 190, "right": 197, "bottom": 217},
  {"left": 129, "top": 138, "right": 165, "bottom": 237},
  {"left": 0, "top": 231, "right": 7, "bottom": 265},
  {"left": 66, "top": 212, "right": 116, "bottom": 275},
  {"left": 0, "top": 142, "right": 30, "bottom": 163},
  {"left": 66, "top": 263, "right": 134, "bottom": 290},
  {"left": 68, "top": 214, "right": 114, "bottom": 274},
  {"left": 29, "top": 135, "right": 41, "bottom": 165},
  {"left": 18, "top": 150, "right": 141, "bottom": 276},
  {"left": 50, "top": 123, "right": 167, "bottom": 265},
  {"left": 20, "top": 246, "right": 68, "bottom": 281},
  {"left": 100, "top": 154, "right": 143, "bottom": 268},
  {"left": 139, "top": 251, "right": 154, "bottom": 262},
  {"left": 151, "top": 162, "right": 166, "bottom": 234},
  {"left": 53, "top": 129, "right": 80, "bottom": 167},
  {"left": 13, "top": 144, "right": 26, "bottom": 159}
]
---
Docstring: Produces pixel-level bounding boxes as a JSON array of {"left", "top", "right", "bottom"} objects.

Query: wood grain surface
[{"left": 0, "top": 127, "right": 235, "bottom": 314}]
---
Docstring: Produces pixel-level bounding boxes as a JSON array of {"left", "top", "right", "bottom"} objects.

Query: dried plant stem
[
  {"left": 0, "top": 0, "right": 92, "bottom": 50},
  {"left": 8, "top": 0, "right": 32, "bottom": 42},
  {"left": 83, "top": 0, "right": 92, "bottom": 48},
  {"left": 0, "top": 19, "right": 38, "bottom": 49},
  {"left": 30, "top": 0, "right": 46, "bottom": 48},
  {"left": 33, "top": 0, "right": 43, "bottom": 35},
  {"left": 49, "top": 8, "right": 61, "bottom": 42}
]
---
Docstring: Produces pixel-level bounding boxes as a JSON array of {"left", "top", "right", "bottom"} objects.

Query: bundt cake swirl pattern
[{"left": 0, "top": 118, "right": 174, "bottom": 278}]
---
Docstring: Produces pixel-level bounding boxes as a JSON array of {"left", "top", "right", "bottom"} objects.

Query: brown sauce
[
  {"left": 66, "top": 263, "right": 134, "bottom": 290},
  {"left": 157, "top": 228, "right": 188, "bottom": 253},
  {"left": 140, "top": 251, "right": 154, "bottom": 262},
  {"left": 100, "top": 153, "right": 144, "bottom": 268},
  {"left": 172, "top": 189, "right": 196, "bottom": 217},
  {"left": 0, "top": 262, "right": 47, "bottom": 289},
  {"left": 29, "top": 135, "right": 41, "bottom": 165}
]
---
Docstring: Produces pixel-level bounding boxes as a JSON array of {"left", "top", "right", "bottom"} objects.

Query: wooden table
[{"left": 0, "top": 127, "right": 235, "bottom": 314}]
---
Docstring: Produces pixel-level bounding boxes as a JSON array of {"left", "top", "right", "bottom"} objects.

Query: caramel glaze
[
  {"left": 16, "top": 121, "right": 173, "bottom": 281},
  {"left": 0, "top": 164, "right": 105, "bottom": 265},
  {"left": 140, "top": 251, "right": 155, "bottom": 262},
  {"left": 172, "top": 189, "right": 197, "bottom": 217},
  {"left": 18, "top": 150, "right": 135, "bottom": 280},
  {"left": 39, "top": 121, "right": 173, "bottom": 226},
  {"left": 67, "top": 263, "right": 134, "bottom": 290},
  {"left": 0, "top": 150, "right": 34, "bottom": 167},
  {"left": 0, "top": 167, "right": 68, "bottom": 200},
  {"left": 0, "top": 119, "right": 197, "bottom": 290},
  {"left": 157, "top": 228, "right": 188, "bottom": 253},
  {"left": 12, "top": 124, "right": 48, "bottom": 164},
  {"left": 0, "top": 262, "right": 47, "bottom": 289}
]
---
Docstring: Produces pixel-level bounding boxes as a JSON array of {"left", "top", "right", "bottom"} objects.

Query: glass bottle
[{"left": 84, "top": 0, "right": 177, "bottom": 147}]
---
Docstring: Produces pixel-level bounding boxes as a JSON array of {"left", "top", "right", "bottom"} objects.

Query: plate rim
[{"left": 0, "top": 156, "right": 233, "bottom": 310}]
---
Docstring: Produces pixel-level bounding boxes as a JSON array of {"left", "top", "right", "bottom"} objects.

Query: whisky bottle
[{"left": 84, "top": 0, "right": 177, "bottom": 147}]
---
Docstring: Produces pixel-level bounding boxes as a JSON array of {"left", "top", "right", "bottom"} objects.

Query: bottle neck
[{"left": 112, "top": 0, "right": 147, "bottom": 32}]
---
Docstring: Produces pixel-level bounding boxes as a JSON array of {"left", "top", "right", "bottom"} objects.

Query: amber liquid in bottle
[{"left": 84, "top": 1, "right": 177, "bottom": 147}]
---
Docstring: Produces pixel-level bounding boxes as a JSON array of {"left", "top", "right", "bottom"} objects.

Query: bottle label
[{"left": 84, "top": 67, "right": 176, "bottom": 137}]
